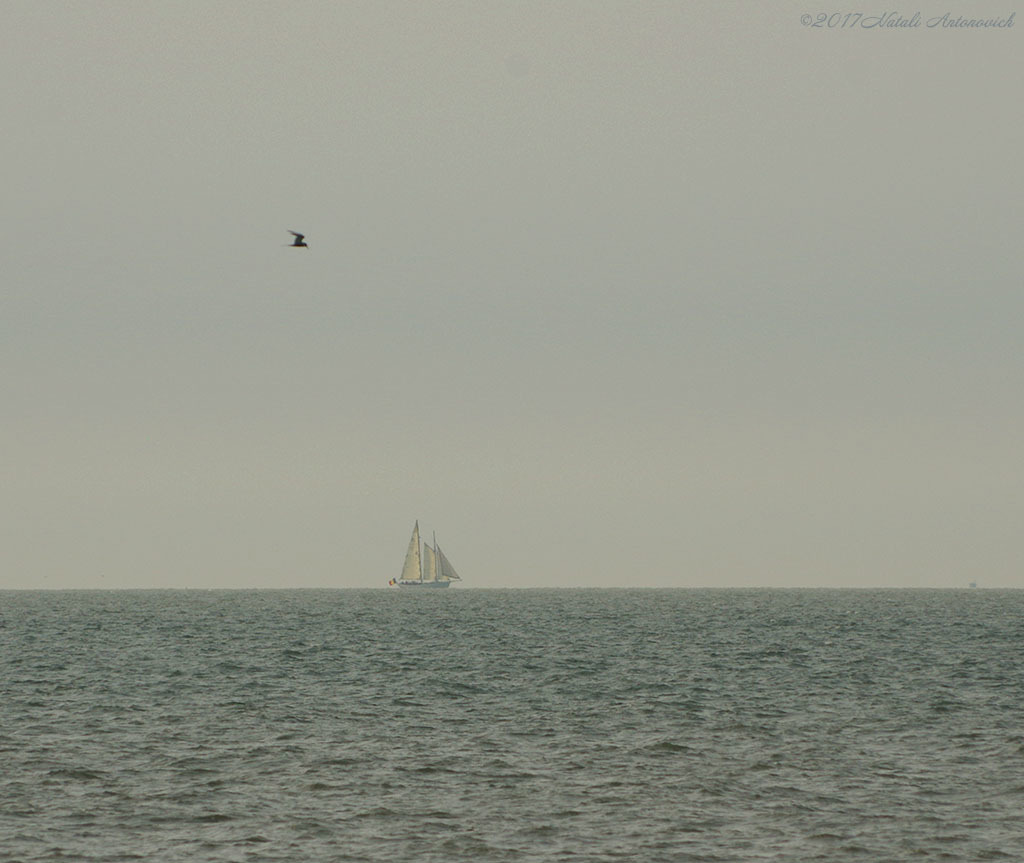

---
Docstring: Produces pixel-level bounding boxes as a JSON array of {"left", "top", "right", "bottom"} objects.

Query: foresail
[
  {"left": 436, "top": 545, "right": 461, "bottom": 582},
  {"left": 422, "top": 544, "right": 438, "bottom": 582},
  {"left": 400, "top": 522, "right": 422, "bottom": 582}
]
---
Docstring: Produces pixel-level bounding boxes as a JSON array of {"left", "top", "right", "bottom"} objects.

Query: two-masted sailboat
[{"left": 389, "top": 521, "right": 462, "bottom": 588}]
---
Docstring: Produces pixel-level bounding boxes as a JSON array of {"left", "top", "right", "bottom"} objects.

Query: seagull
[{"left": 288, "top": 230, "right": 308, "bottom": 248}]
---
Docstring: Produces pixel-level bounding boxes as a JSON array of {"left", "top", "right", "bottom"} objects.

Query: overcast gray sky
[{"left": 2, "top": 2, "right": 1021, "bottom": 589}]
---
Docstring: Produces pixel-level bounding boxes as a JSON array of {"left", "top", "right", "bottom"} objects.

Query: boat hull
[{"left": 396, "top": 580, "right": 452, "bottom": 588}]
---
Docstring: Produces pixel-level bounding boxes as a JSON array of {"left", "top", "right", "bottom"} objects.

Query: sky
[{"left": 2, "top": 2, "right": 1021, "bottom": 589}]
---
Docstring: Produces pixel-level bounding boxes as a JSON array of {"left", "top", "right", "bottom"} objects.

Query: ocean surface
[{"left": 1, "top": 589, "right": 1022, "bottom": 862}]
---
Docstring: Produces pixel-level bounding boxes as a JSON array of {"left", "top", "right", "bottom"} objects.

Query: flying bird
[{"left": 288, "top": 230, "right": 308, "bottom": 248}]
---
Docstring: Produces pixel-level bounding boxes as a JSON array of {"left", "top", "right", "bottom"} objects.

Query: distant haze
[{"left": 2, "top": 2, "right": 1021, "bottom": 588}]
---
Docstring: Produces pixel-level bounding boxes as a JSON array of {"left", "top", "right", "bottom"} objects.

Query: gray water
[{"left": 1, "top": 589, "right": 1022, "bottom": 862}]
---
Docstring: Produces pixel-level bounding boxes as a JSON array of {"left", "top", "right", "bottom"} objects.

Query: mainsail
[
  {"left": 422, "top": 544, "right": 438, "bottom": 582},
  {"left": 400, "top": 521, "right": 422, "bottom": 582}
]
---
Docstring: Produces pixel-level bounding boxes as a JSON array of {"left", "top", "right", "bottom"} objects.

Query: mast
[
  {"left": 433, "top": 532, "right": 441, "bottom": 583},
  {"left": 433, "top": 532, "right": 443, "bottom": 583}
]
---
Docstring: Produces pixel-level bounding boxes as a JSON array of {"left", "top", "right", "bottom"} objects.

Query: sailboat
[{"left": 389, "top": 521, "right": 462, "bottom": 588}]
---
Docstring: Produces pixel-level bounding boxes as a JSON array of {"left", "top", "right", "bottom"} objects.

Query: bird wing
[{"left": 289, "top": 231, "right": 305, "bottom": 242}]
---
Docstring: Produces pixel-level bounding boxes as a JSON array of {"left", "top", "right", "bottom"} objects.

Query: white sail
[
  {"left": 400, "top": 522, "right": 422, "bottom": 582},
  {"left": 422, "top": 544, "right": 438, "bottom": 582},
  {"left": 436, "top": 545, "right": 461, "bottom": 582}
]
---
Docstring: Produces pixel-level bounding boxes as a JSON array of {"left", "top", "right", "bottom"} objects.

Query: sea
[{"left": 1, "top": 589, "right": 1022, "bottom": 862}]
